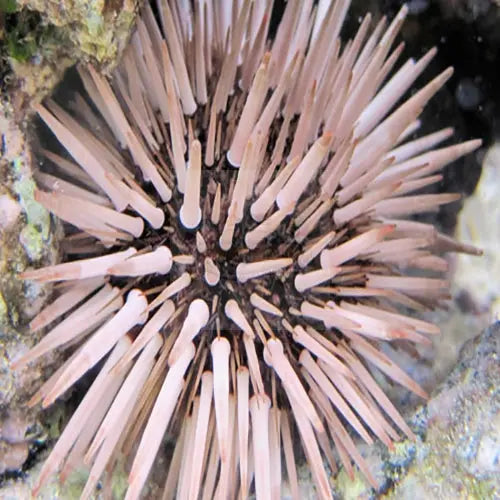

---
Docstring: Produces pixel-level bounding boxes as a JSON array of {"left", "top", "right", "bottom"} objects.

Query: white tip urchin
[{"left": 15, "top": 1, "right": 482, "bottom": 498}]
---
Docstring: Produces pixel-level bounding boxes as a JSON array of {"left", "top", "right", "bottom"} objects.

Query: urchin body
[{"left": 15, "top": 1, "right": 482, "bottom": 499}]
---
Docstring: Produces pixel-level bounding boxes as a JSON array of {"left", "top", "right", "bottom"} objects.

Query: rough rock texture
[
  {"left": 1, "top": 0, "right": 139, "bottom": 116},
  {"left": 0, "top": 96, "right": 60, "bottom": 492},
  {"left": 0, "top": 412, "right": 29, "bottom": 474},
  {"left": 336, "top": 322, "right": 500, "bottom": 499},
  {"left": 0, "top": 453, "right": 129, "bottom": 499},
  {"left": 454, "top": 141, "right": 500, "bottom": 319},
  {"left": 0, "top": 99, "right": 58, "bottom": 409},
  {"left": 387, "top": 321, "right": 500, "bottom": 499},
  {"left": 15, "top": 0, "right": 138, "bottom": 65}
]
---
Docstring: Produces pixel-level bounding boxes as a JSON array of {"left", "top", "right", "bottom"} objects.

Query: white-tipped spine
[
  {"left": 204, "top": 257, "right": 220, "bottom": 286},
  {"left": 180, "top": 140, "right": 202, "bottom": 229},
  {"left": 107, "top": 246, "right": 172, "bottom": 277},
  {"left": 168, "top": 299, "right": 209, "bottom": 364},
  {"left": 236, "top": 258, "right": 293, "bottom": 283},
  {"left": 224, "top": 299, "right": 254, "bottom": 335}
]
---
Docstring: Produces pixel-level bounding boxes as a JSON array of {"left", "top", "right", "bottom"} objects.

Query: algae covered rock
[
  {"left": 334, "top": 322, "right": 499, "bottom": 499},
  {"left": 389, "top": 321, "right": 499, "bottom": 498},
  {"left": 0, "top": 96, "right": 58, "bottom": 483},
  {"left": 1, "top": 5, "right": 73, "bottom": 112},
  {"left": 0, "top": 411, "right": 29, "bottom": 474},
  {"left": 0, "top": 98, "right": 56, "bottom": 333},
  {"left": 15, "top": 0, "right": 139, "bottom": 65},
  {"left": 1, "top": 0, "right": 139, "bottom": 111}
]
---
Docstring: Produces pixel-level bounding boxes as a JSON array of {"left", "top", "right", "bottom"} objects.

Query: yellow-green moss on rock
[
  {"left": 1, "top": 5, "right": 74, "bottom": 108},
  {"left": 2, "top": 0, "right": 139, "bottom": 112},
  {"left": 0, "top": 97, "right": 57, "bottom": 334},
  {"left": 336, "top": 468, "right": 372, "bottom": 500},
  {"left": 16, "top": 0, "right": 139, "bottom": 66},
  {"left": 0, "top": 291, "right": 8, "bottom": 325}
]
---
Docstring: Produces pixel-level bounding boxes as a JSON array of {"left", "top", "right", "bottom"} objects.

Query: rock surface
[
  {"left": 1, "top": 0, "right": 139, "bottom": 116},
  {"left": 0, "top": 412, "right": 29, "bottom": 475},
  {"left": 387, "top": 321, "right": 500, "bottom": 499},
  {"left": 0, "top": 98, "right": 58, "bottom": 409},
  {"left": 15, "top": 0, "right": 138, "bottom": 65},
  {"left": 335, "top": 322, "right": 500, "bottom": 499},
  {"left": 0, "top": 95, "right": 60, "bottom": 494},
  {"left": 454, "top": 141, "right": 500, "bottom": 319}
]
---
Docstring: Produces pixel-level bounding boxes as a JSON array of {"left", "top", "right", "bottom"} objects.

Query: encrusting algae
[{"left": 12, "top": 1, "right": 483, "bottom": 498}]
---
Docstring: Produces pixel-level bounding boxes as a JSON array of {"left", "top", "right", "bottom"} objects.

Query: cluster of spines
[{"left": 14, "top": 1, "right": 483, "bottom": 499}]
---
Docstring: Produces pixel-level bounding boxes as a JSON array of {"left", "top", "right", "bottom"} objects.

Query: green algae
[
  {"left": 0, "top": 291, "right": 8, "bottom": 325},
  {"left": 12, "top": 171, "right": 50, "bottom": 242},
  {"left": 336, "top": 467, "right": 372, "bottom": 500},
  {"left": 10, "top": 156, "right": 52, "bottom": 265},
  {"left": 14, "top": 0, "right": 138, "bottom": 67},
  {"left": 0, "top": 0, "right": 17, "bottom": 14},
  {"left": 19, "top": 223, "right": 44, "bottom": 261},
  {"left": 1, "top": 6, "right": 67, "bottom": 64}
]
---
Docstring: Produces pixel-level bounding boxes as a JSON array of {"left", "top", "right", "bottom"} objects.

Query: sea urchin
[{"left": 15, "top": 1, "right": 482, "bottom": 498}]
